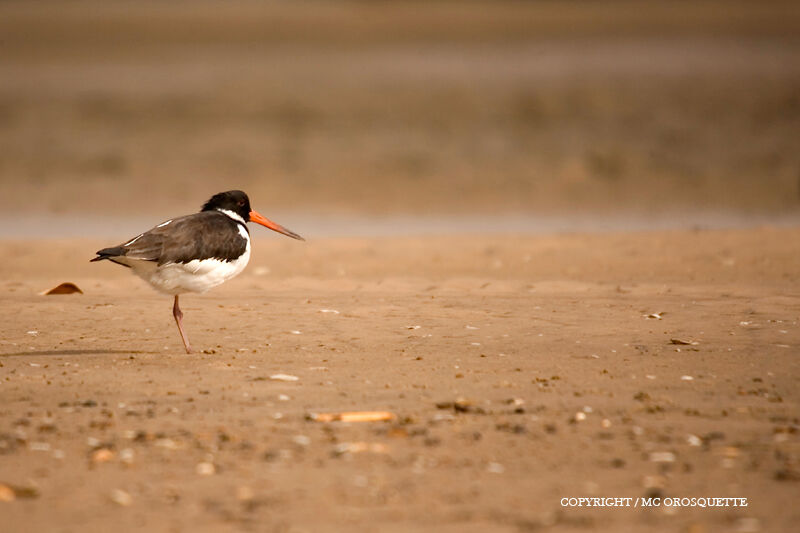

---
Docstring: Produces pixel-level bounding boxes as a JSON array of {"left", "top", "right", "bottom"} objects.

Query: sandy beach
[
  {"left": 2, "top": 1, "right": 799, "bottom": 531},
  {"left": 1, "top": 227, "right": 798, "bottom": 532}
]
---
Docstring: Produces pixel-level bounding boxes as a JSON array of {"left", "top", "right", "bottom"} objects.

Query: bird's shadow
[{"left": 0, "top": 349, "right": 156, "bottom": 357}]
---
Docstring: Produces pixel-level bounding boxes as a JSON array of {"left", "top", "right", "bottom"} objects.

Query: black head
[
  {"left": 201, "top": 190, "right": 305, "bottom": 241},
  {"left": 201, "top": 190, "right": 252, "bottom": 222}
]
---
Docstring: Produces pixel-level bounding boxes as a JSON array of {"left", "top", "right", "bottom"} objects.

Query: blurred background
[{"left": 1, "top": 0, "right": 799, "bottom": 234}]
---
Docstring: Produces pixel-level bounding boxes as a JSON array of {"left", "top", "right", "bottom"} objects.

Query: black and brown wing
[{"left": 90, "top": 211, "right": 248, "bottom": 267}]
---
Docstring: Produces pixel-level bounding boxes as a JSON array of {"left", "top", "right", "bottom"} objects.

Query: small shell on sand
[
  {"left": 40, "top": 282, "right": 83, "bottom": 295},
  {"left": 270, "top": 374, "right": 299, "bottom": 382},
  {"left": 309, "top": 411, "right": 395, "bottom": 423}
]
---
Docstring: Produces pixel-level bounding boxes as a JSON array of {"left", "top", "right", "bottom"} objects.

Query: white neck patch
[{"left": 216, "top": 208, "right": 247, "bottom": 225}]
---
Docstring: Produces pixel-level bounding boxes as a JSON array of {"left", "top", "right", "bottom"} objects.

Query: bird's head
[{"left": 202, "top": 190, "right": 304, "bottom": 240}]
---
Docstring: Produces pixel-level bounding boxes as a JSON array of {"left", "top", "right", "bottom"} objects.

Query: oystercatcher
[{"left": 91, "top": 190, "right": 304, "bottom": 353}]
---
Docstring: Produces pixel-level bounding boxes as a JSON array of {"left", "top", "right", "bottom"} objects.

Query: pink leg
[{"left": 173, "top": 295, "right": 192, "bottom": 354}]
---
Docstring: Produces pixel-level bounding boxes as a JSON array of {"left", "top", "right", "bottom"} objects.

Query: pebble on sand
[
  {"left": 91, "top": 448, "right": 114, "bottom": 464},
  {"left": 292, "top": 435, "right": 311, "bottom": 447},
  {"left": 0, "top": 484, "right": 16, "bottom": 502},
  {"left": 332, "top": 442, "right": 389, "bottom": 456},
  {"left": 155, "top": 438, "right": 183, "bottom": 450},
  {"left": 110, "top": 489, "right": 132, "bottom": 507},
  {"left": 649, "top": 451, "right": 677, "bottom": 463},
  {"left": 196, "top": 462, "right": 216, "bottom": 476},
  {"left": 270, "top": 374, "right": 299, "bottom": 382},
  {"left": 120, "top": 448, "right": 135, "bottom": 465},
  {"left": 487, "top": 462, "right": 505, "bottom": 474}
]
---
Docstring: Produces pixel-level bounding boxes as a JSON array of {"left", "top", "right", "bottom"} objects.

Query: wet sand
[{"left": 1, "top": 228, "right": 799, "bottom": 532}]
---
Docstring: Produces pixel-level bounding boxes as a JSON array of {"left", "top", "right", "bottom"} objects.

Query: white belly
[{"left": 122, "top": 230, "right": 251, "bottom": 295}]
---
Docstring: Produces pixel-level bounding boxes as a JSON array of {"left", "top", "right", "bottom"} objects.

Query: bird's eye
[{"left": 237, "top": 200, "right": 245, "bottom": 207}]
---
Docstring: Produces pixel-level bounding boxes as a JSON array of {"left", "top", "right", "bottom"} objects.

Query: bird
[{"left": 91, "top": 190, "right": 304, "bottom": 353}]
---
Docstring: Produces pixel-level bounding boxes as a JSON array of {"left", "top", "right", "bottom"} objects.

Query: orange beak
[{"left": 249, "top": 210, "right": 305, "bottom": 241}]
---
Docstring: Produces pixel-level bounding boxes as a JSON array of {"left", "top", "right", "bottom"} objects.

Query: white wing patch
[
  {"left": 156, "top": 219, "right": 172, "bottom": 228},
  {"left": 124, "top": 234, "right": 144, "bottom": 246}
]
